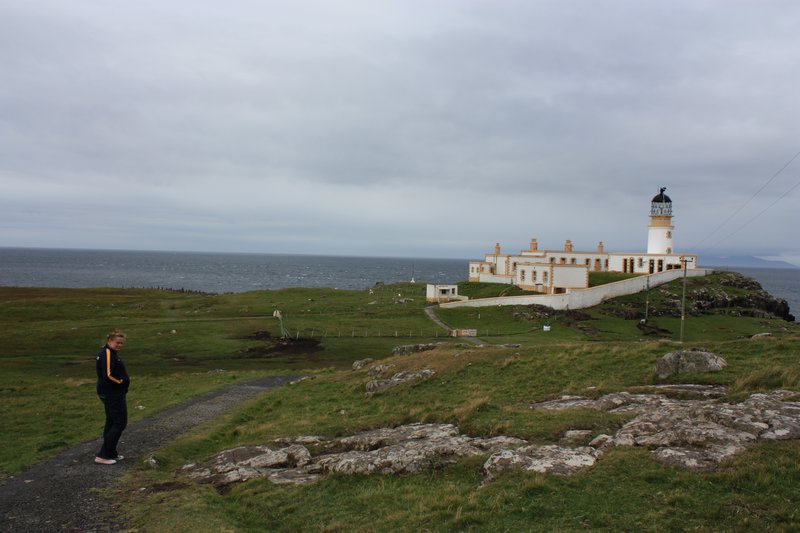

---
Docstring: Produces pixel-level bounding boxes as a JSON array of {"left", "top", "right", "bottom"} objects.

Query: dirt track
[{"left": 0, "top": 375, "right": 300, "bottom": 532}]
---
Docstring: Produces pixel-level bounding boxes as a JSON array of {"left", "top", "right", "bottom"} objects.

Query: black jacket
[{"left": 96, "top": 345, "right": 130, "bottom": 396}]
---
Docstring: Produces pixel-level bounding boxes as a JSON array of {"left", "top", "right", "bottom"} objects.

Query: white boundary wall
[{"left": 440, "top": 268, "right": 712, "bottom": 310}]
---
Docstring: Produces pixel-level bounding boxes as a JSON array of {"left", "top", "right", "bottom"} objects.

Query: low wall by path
[{"left": 440, "top": 269, "right": 713, "bottom": 310}]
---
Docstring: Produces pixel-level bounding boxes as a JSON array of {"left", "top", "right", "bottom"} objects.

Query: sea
[
  {"left": 0, "top": 247, "right": 797, "bottom": 320},
  {"left": 0, "top": 247, "right": 465, "bottom": 292}
]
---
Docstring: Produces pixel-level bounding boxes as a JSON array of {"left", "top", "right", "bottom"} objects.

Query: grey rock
[
  {"left": 588, "top": 434, "right": 613, "bottom": 449},
  {"left": 471, "top": 436, "right": 528, "bottom": 451},
  {"left": 368, "top": 363, "right": 396, "bottom": 376},
  {"left": 530, "top": 388, "right": 800, "bottom": 470},
  {"left": 562, "top": 430, "right": 593, "bottom": 441},
  {"left": 266, "top": 469, "right": 322, "bottom": 485},
  {"left": 365, "top": 369, "right": 435, "bottom": 395},
  {"left": 391, "top": 343, "right": 439, "bottom": 356},
  {"left": 651, "top": 446, "right": 736, "bottom": 470},
  {"left": 182, "top": 390, "right": 800, "bottom": 487},
  {"left": 630, "top": 384, "right": 728, "bottom": 398},
  {"left": 315, "top": 436, "right": 481, "bottom": 476},
  {"left": 531, "top": 395, "right": 597, "bottom": 411},
  {"left": 483, "top": 445, "right": 599, "bottom": 481},
  {"left": 182, "top": 444, "right": 312, "bottom": 485},
  {"left": 334, "top": 423, "right": 460, "bottom": 451},
  {"left": 289, "top": 375, "right": 316, "bottom": 385},
  {"left": 273, "top": 435, "right": 328, "bottom": 446},
  {"left": 352, "top": 358, "right": 374, "bottom": 370},
  {"left": 183, "top": 423, "right": 508, "bottom": 487},
  {"left": 655, "top": 349, "right": 727, "bottom": 379}
]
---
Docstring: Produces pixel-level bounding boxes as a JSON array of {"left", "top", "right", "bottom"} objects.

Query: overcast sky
[{"left": 1, "top": 0, "right": 799, "bottom": 264}]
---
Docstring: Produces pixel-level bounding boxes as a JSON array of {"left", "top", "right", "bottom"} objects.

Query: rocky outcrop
[
  {"left": 688, "top": 272, "right": 793, "bottom": 321},
  {"left": 391, "top": 343, "right": 439, "bottom": 356},
  {"left": 530, "top": 388, "right": 800, "bottom": 470},
  {"left": 654, "top": 348, "right": 727, "bottom": 379},
  {"left": 368, "top": 363, "right": 396, "bottom": 376},
  {"left": 512, "top": 305, "right": 556, "bottom": 320},
  {"left": 599, "top": 272, "right": 794, "bottom": 321},
  {"left": 181, "top": 444, "right": 315, "bottom": 486},
  {"left": 365, "top": 369, "right": 435, "bottom": 395},
  {"left": 181, "top": 388, "right": 800, "bottom": 488},
  {"left": 718, "top": 272, "right": 762, "bottom": 291},
  {"left": 513, "top": 307, "right": 592, "bottom": 323},
  {"left": 562, "top": 430, "right": 593, "bottom": 442},
  {"left": 692, "top": 283, "right": 794, "bottom": 321},
  {"left": 352, "top": 358, "right": 374, "bottom": 370},
  {"left": 631, "top": 383, "right": 728, "bottom": 398},
  {"left": 482, "top": 445, "right": 599, "bottom": 481},
  {"left": 181, "top": 423, "right": 525, "bottom": 487}
]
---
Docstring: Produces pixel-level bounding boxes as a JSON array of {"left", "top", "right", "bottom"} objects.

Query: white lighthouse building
[
  {"left": 466, "top": 188, "right": 698, "bottom": 294},
  {"left": 647, "top": 187, "right": 674, "bottom": 254}
]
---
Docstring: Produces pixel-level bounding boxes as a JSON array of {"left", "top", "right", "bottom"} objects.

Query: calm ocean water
[
  {"left": 0, "top": 248, "right": 466, "bottom": 292},
  {"left": 0, "top": 248, "right": 797, "bottom": 320}
]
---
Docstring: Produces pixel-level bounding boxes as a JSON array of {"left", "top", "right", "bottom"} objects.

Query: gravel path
[
  {"left": 424, "top": 306, "right": 486, "bottom": 345},
  {"left": 0, "top": 375, "right": 302, "bottom": 532}
]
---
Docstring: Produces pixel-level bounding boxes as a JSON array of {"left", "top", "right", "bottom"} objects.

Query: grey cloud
[{"left": 1, "top": 0, "right": 799, "bottom": 262}]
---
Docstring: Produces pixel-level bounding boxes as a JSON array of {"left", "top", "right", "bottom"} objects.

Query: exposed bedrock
[{"left": 180, "top": 388, "right": 800, "bottom": 487}]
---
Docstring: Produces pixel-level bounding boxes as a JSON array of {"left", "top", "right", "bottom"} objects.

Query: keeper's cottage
[{"left": 468, "top": 188, "right": 698, "bottom": 295}]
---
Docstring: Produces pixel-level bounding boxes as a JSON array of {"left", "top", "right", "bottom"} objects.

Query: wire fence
[{"left": 281, "top": 328, "right": 500, "bottom": 339}]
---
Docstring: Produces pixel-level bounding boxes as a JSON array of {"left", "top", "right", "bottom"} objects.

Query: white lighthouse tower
[{"left": 647, "top": 187, "right": 674, "bottom": 254}]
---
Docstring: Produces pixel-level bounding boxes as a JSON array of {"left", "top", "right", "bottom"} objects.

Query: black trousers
[{"left": 97, "top": 393, "right": 127, "bottom": 459}]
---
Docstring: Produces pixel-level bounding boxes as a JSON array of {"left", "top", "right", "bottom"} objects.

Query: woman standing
[{"left": 94, "top": 330, "right": 130, "bottom": 465}]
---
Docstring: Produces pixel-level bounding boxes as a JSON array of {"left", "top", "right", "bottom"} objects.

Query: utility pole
[
  {"left": 679, "top": 257, "right": 694, "bottom": 342},
  {"left": 644, "top": 275, "right": 650, "bottom": 324}
]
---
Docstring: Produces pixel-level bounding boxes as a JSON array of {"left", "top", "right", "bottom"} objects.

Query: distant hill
[{"left": 700, "top": 255, "right": 798, "bottom": 269}]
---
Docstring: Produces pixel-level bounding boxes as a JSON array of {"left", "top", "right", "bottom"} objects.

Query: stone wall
[{"left": 441, "top": 268, "right": 711, "bottom": 310}]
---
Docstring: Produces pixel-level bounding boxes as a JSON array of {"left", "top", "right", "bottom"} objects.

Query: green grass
[
  {"left": 588, "top": 271, "right": 642, "bottom": 286},
  {"left": 435, "top": 303, "right": 788, "bottom": 345},
  {"left": 0, "top": 368, "right": 257, "bottom": 475},
  {"left": 119, "top": 332, "right": 800, "bottom": 531},
  {"left": 457, "top": 282, "right": 534, "bottom": 299},
  {"left": 127, "top": 443, "right": 800, "bottom": 532},
  {"left": 0, "top": 283, "right": 450, "bottom": 477},
  {"left": 1, "top": 279, "right": 799, "bottom": 531},
  {"left": 436, "top": 273, "right": 794, "bottom": 345}
]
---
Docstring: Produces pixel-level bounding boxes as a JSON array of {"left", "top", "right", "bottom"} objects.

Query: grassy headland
[
  {"left": 1, "top": 272, "right": 798, "bottom": 530},
  {"left": 0, "top": 282, "right": 441, "bottom": 475}
]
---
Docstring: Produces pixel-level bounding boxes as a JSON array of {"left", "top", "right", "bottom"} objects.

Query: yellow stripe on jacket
[{"left": 105, "top": 348, "right": 124, "bottom": 384}]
